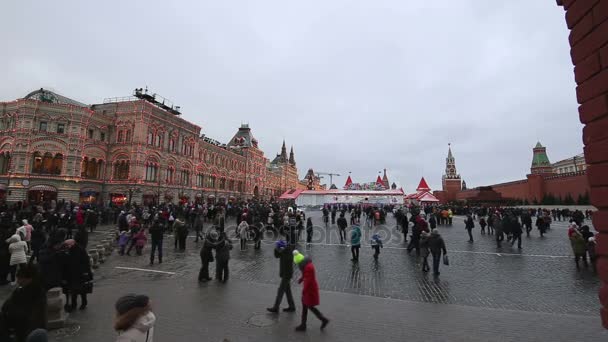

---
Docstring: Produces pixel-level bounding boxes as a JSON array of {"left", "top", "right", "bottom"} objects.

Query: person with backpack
[
  {"left": 350, "top": 225, "right": 361, "bottom": 262},
  {"left": 371, "top": 234, "right": 383, "bottom": 259}
]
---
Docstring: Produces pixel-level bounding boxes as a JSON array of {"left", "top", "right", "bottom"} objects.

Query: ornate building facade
[{"left": 0, "top": 88, "right": 300, "bottom": 205}]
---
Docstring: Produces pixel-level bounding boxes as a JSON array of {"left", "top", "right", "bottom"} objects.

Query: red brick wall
[
  {"left": 544, "top": 173, "right": 590, "bottom": 199},
  {"left": 560, "top": 0, "right": 608, "bottom": 328},
  {"left": 490, "top": 180, "right": 529, "bottom": 200}
]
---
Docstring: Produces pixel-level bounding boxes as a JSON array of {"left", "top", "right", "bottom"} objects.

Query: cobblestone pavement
[{"left": 0, "top": 211, "right": 604, "bottom": 341}]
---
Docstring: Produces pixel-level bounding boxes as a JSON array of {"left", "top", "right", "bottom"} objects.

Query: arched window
[
  {"left": 145, "top": 162, "right": 158, "bottom": 182},
  {"left": 169, "top": 139, "right": 175, "bottom": 152},
  {"left": 113, "top": 160, "right": 130, "bottom": 180},
  {"left": 166, "top": 167, "right": 175, "bottom": 184},
  {"left": 125, "top": 130, "right": 131, "bottom": 142},
  {"left": 117, "top": 131, "right": 124, "bottom": 143},
  {"left": 0, "top": 152, "right": 10, "bottom": 175},
  {"left": 180, "top": 170, "right": 190, "bottom": 186},
  {"left": 147, "top": 130, "right": 154, "bottom": 145},
  {"left": 155, "top": 133, "right": 162, "bottom": 147},
  {"left": 52, "top": 154, "right": 63, "bottom": 175},
  {"left": 82, "top": 157, "right": 103, "bottom": 179}
]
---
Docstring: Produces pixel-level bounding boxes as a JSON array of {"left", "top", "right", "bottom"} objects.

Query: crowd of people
[{"left": 0, "top": 197, "right": 598, "bottom": 340}]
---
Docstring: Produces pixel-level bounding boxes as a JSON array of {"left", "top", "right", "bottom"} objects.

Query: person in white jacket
[
  {"left": 7, "top": 234, "right": 27, "bottom": 285},
  {"left": 238, "top": 220, "right": 249, "bottom": 251},
  {"left": 114, "top": 294, "right": 156, "bottom": 342}
]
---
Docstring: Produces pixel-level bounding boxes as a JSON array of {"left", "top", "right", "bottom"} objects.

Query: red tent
[
  {"left": 344, "top": 175, "right": 353, "bottom": 189},
  {"left": 417, "top": 177, "right": 431, "bottom": 192},
  {"left": 376, "top": 175, "right": 384, "bottom": 187}
]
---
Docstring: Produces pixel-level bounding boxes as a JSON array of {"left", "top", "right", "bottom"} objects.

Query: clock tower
[{"left": 442, "top": 143, "right": 462, "bottom": 199}]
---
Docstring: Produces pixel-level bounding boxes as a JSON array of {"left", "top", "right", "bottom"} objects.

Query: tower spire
[
  {"left": 289, "top": 146, "right": 296, "bottom": 165},
  {"left": 280, "top": 140, "right": 287, "bottom": 162}
]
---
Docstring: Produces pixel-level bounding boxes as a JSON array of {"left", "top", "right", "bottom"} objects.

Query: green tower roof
[{"left": 531, "top": 142, "right": 551, "bottom": 167}]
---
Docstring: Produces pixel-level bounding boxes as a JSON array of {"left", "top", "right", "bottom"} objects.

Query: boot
[{"left": 295, "top": 325, "right": 306, "bottom": 332}]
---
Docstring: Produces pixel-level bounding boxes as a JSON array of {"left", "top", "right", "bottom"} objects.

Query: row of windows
[
  {"left": 143, "top": 164, "right": 242, "bottom": 190},
  {"left": 147, "top": 131, "right": 195, "bottom": 157},
  {"left": 38, "top": 121, "right": 106, "bottom": 141},
  {"left": 116, "top": 130, "right": 132, "bottom": 143},
  {"left": 556, "top": 164, "right": 587, "bottom": 174}
]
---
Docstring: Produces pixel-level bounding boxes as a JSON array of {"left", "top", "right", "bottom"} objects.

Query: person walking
[
  {"left": 337, "top": 214, "right": 348, "bottom": 244},
  {"left": 428, "top": 229, "right": 447, "bottom": 276},
  {"left": 194, "top": 213, "right": 204, "bottom": 243},
  {"left": 510, "top": 216, "right": 523, "bottom": 249},
  {"left": 113, "top": 294, "right": 156, "bottom": 342},
  {"left": 350, "top": 225, "right": 361, "bottom": 262},
  {"left": 174, "top": 218, "right": 188, "bottom": 252},
  {"left": 420, "top": 231, "right": 431, "bottom": 273},
  {"left": 149, "top": 219, "right": 163, "bottom": 265},
  {"left": 267, "top": 241, "right": 296, "bottom": 313},
  {"left": 495, "top": 216, "right": 504, "bottom": 248},
  {"left": 464, "top": 214, "right": 475, "bottom": 242},
  {"left": 6, "top": 234, "right": 27, "bottom": 286},
  {"left": 306, "top": 218, "right": 313, "bottom": 244},
  {"left": 293, "top": 250, "right": 329, "bottom": 332},
  {"left": 570, "top": 227, "right": 588, "bottom": 270},
  {"left": 371, "top": 234, "right": 383, "bottom": 259},
  {"left": 215, "top": 232, "right": 232, "bottom": 283}
]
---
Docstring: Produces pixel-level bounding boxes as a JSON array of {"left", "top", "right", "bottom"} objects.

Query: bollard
[
  {"left": 97, "top": 246, "right": 106, "bottom": 263},
  {"left": 89, "top": 249, "right": 99, "bottom": 269},
  {"left": 46, "top": 287, "right": 67, "bottom": 329}
]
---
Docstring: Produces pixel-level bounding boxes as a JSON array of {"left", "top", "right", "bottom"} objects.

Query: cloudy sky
[{"left": 0, "top": 1, "right": 582, "bottom": 192}]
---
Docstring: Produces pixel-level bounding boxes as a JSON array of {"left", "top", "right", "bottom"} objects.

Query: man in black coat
[
  {"left": 337, "top": 214, "right": 348, "bottom": 244},
  {"left": 198, "top": 231, "right": 215, "bottom": 282},
  {"left": 0, "top": 264, "right": 47, "bottom": 342},
  {"left": 149, "top": 219, "right": 164, "bottom": 265},
  {"left": 267, "top": 241, "right": 295, "bottom": 313}
]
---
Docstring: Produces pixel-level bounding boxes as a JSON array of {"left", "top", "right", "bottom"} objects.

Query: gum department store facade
[{"left": 0, "top": 88, "right": 301, "bottom": 206}]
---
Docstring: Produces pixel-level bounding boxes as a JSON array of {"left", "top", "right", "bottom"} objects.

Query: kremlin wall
[{"left": 434, "top": 143, "right": 590, "bottom": 205}]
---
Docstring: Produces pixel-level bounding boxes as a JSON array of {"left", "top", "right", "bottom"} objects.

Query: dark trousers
[
  {"left": 150, "top": 239, "right": 163, "bottom": 263},
  {"left": 466, "top": 229, "right": 474, "bottom": 242},
  {"left": 372, "top": 245, "right": 380, "bottom": 258},
  {"left": 575, "top": 254, "right": 588, "bottom": 268},
  {"left": 524, "top": 223, "right": 532, "bottom": 236},
  {"left": 216, "top": 260, "right": 229, "bottom": 282},
  {"left": 195, "top": 229, "right": 203, "bottom": 242},
  {"left": 331, "top": 215, "right": 336, "bottom": 224},
  {"left": 407, "top": 234, "right": 420, "bottom": 256},
  {"left": 198, "top": 259, "right": 210, "bottom": 281},
  {"left": 273, "top": 278, "right": 295, "bottom": 309},
  {"left": 339, "top": 229, "right": 346, "bottom": 243},
  {"left": 351, "top": 245, "right": 360, "bottom": 261},
  {"left": 300, "top": 305, "right": 326, "bottom": 326},
  {"left": 178, "top": 236, "right": 187, "bottom": 251},
  {"left": 306, "top": 230, "right": 312, "bottom": 243},
  {"left": 511, "top": 234, "right": 522, "bottom": 248},
  {"left": 240, "top": 238, "right": 247, "bottom": 250},
  {"left": 126, "top": 239, "right": 137, "bottom": 255},
  {"left": 9, "top": 264, "right": 23, "bottom": 282},
  {"left": 496, "top": 232, "right": 504, "bottom": 247},
  {"left": 422, "top": 255, "right": 430, "bottom": 272},
  {"left": 67, "top": 293, "right": 87, "bottom": 308},
  {"left": 254, "top": 239, "right": 261, "bottom": 249},
  {"left": 431, "top": 252, "right": 442, "bottom": 275}
]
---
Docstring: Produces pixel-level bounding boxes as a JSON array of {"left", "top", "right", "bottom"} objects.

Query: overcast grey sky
[{"left": 0, "top": 1, "right": 582, "bottom": 192}]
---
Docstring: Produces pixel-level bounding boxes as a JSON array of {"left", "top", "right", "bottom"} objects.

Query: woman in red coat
[{"left": 293, "top": 250, "right": 329, "bottom": 332}]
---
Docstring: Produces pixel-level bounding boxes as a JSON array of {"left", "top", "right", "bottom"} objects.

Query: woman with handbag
[{"left": 62, "top": 236, "right": 93, "bottom": 312}]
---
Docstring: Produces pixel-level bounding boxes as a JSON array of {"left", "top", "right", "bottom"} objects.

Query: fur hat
[{"left": 115, "top": 294, "right": 150, "bottom": 315}]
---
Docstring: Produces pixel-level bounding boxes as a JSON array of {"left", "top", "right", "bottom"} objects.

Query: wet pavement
[{"left": 0, "top": 210, "right": 605, "bottom": 341}]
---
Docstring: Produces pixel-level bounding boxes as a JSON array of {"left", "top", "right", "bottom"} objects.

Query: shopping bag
[{"left": 443, "top": 254, "right": 449, "bottom": 266}]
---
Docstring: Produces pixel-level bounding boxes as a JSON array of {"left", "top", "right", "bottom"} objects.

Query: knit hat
[
  {"left": 115, "top": 294, "right": 150, "bottom": 315},
  {"left": 293, "top": 250, "right": 305, "bottom": 265}
]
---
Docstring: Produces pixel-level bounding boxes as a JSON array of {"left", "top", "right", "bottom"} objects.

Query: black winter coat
[
  {"left": 275, "top": 246, "right": 294, "bottom": 279},
  {"left": 63, "top": 245, "right": 92, "bottom": 294},
  {"left": 1, "top": 281, "right": 47, "bottom": 342},
  {"left": 38, "top": 245, "right": 66, "bottom": 290}
]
